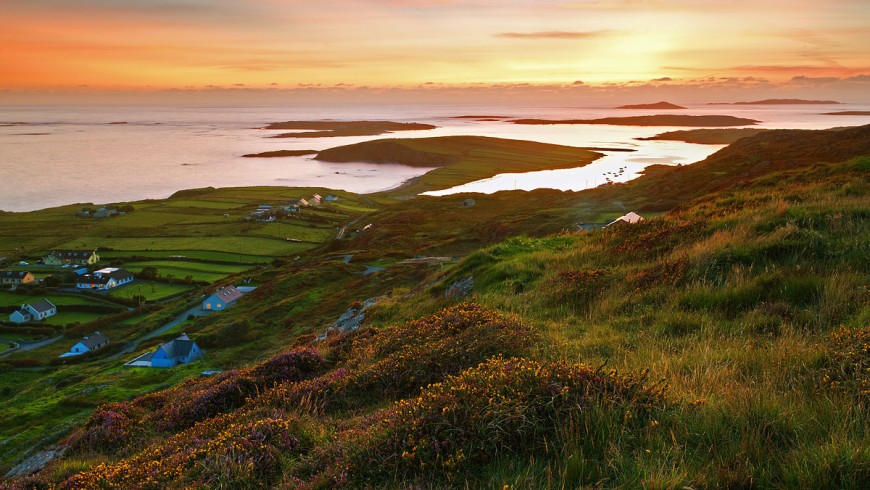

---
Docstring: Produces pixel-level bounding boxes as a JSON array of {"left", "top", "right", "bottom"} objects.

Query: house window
[
  {"left": 217, "top": 304, "right": 222, "bottom": 308},
  {"left": 205, "top": 303, "right": 211, "bottom": 309}
]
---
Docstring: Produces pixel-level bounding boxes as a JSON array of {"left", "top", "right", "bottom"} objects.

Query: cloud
[{"left": 496, "top": 31, "right": 606, "bottom": 40}]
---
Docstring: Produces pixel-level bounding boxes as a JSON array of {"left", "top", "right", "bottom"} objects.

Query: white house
[
  {"left": 76, "top": 267, "right": 134, "bottom": 290},
  {"left": 202, "top": 285, "right": 244, "bottom": 311},
  {"left": 60, "top": 332, "right": 109, "bottom": 358},
  {"left": 604, "top": 212, "right": 645, "bottom": 228},
  {"left": 10, "top": 299, "right": 57, "bottom": 323}
]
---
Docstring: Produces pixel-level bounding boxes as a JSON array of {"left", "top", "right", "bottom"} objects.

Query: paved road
[
  {"left": 0, "top": 335, "right": 64, "bottom": 358},
  {"left": 109, "top": 304, "right": 213, "bottom": 361}
]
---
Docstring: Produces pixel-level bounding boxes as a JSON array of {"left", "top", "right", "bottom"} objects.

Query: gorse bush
[
  {"left": 822, "top": 325, "right": 870, "bottom": 404},
  {"left": 66, "top": 347, "right": 323, "bottom": 454},
  {"left": 364, "top": 357, "right": 667, "bottom": 480},
  {"left": 260, "top": 303, "right": 538, "bottom": 413}
]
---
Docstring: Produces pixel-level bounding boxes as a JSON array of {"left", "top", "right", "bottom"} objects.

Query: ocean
[{"left": 1, "top": 103, "right": 867, "bottom": 212}]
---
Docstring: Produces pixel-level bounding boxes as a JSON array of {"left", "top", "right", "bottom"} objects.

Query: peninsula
[
  {"left": 314, "top": 135, "right": 607, "bottom": 195},
  {"left": 637, "top": 128, "right": 768, "bottom": 144}
]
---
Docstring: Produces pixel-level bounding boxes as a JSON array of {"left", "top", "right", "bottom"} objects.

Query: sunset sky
[{"left": 2, "top": 0, "right": 869, "bottom": 103}]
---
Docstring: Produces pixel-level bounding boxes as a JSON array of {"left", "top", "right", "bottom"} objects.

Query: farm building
[
  {"left": 0, "top": 270, "right": 35, "bottom": 286},
  {"left": 60, "top": 332, "right": 109, "bottom": 358},
  {"left": 604, "top": 212, "right": 645, "bottom": 228},
  {"left": 44, "top": 250, "right": 100, "bottom": 266},
  {"left": 203, "top": 285, "right": 244, "bottom": 311},
  {"left": 125, "top": 334, "right": 203, "bottom": 368},
  {"left": 76, "top": 267, "right": 134, "bottom": 290},
  {"left": 9, "top": 299, "right": 57, "bottom": 323}
]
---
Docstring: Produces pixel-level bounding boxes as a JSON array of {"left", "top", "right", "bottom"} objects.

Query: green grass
[
  {"left": 107, "top": 281, "right": 194, "bottom": 302},
  {"left": 122, "top": 261, "right": 253, "bottom": 283},
  {"left": 42, "top": 312, "right": 107, "bottom": 327},
  {"left": 0, "top": 291, "right": 110, "bottom": 308}
]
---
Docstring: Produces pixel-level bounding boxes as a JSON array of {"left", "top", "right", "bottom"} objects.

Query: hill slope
[{"left": 2, "top": 126, "right": 869, "bottom": 488}]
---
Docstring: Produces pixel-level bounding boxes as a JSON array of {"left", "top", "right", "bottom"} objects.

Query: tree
[{"left": 137, "top": 266, "right": 159, "bottom": 280}]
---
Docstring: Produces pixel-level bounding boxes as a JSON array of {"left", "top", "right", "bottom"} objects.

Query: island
[
  {"left": 637, "top": 128, "right": 769, "bottom": 144},
  {"left": 511, "top": 114, "right": 759, "bottom": 127},
  {"left": 615, "top": 102, "right": 686, "bottom": 109},
  {"left": 315, "top": 135, "right": 616, "bottom": 196},
  {"left": 242, "top": 149, "right": 319, "bottom": 158},
  {"left": 451, "top": 115, "right": 511, "bottom": 119},
  {"left": 822, "top": 111, "right": 870, "bottom": 116},
  {"left": 262, "top": 120, "right": 436, "bottom": 138},
  {"left": 711, "top": 99, "right": 841, "bottom": 105}
]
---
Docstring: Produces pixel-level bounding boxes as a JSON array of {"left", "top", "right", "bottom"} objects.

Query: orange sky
[{"left": 2, "top": 1, "right": 869, "bottom": 101}]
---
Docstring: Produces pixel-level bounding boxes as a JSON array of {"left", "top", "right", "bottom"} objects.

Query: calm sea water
[{"left": 1, "top": 104, "right": 867, "bottom": 212}]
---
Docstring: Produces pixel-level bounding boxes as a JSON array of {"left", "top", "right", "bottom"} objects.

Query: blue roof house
[{"left": 150, "top": 334, "right": 203, "bottom": 368}]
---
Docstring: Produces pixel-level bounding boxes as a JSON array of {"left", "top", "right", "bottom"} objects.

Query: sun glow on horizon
[{"left": 1, "top": 0, "right": 868, "bottom": 101}]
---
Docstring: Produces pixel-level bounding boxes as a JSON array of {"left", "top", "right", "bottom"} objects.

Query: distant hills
[
  {"left": 512, "top": 114, "right": 759, "bottom": 127},
  {"left": 711, "top": 99, "right": 841, "bottom": 105},
  {"left": 616, "top": 101, "right": 686, "bottom": 109}
]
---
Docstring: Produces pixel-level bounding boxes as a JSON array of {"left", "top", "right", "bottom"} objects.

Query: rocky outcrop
[
  {"left": 5, "top": 446, "right": 66, "bottom": 477},
  {"left": 444, "top": 276, "right": 474, "bottom": 300},
  {"left": 316, "top": 296, "right": 385, "bottom": 340}
]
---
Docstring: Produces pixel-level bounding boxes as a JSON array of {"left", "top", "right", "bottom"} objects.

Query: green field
[
  {"left": 57, "top": 236, "right": 309, "bottom": 257},
  {"left": 0, "top": 291, "right": 113, "bottom": 308},
  {"left": 108, "top": 281, "right": 194, "bottom": 302},
  {"left": 123, "top": 261, "right": 253, "bottom": 283}
]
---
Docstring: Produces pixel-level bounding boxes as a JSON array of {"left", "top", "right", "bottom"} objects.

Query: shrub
[
  {"left": 821, "top": 325, "right": 870, "bottom": 404},
  {"left": 350, "top": 357, "right": 669, "bottom": 484}
]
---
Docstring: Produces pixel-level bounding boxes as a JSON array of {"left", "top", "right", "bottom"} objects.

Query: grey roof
[
  {"left": 46, "top": 250, "right": 96, "bottom": 259},
  {"left": 13, "top": 309, "right": 30, "bottom": 318},
  {"left": 81, "top": 332, "right": 109, "bottom": 349},
  {"left": 29, "top": 299, "right": 56, "bottom": 314},
  {"left": 159, "top": 334, "right": 196, "bottom": 359},
  {"left": 211, "top": 285, "right": 244, "bottom": 304},
  {"left": 0, "top": 270, "right": 30, "bottom": 279}
]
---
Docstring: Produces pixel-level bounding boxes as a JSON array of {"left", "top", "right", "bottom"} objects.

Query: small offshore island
[
  {"left": 242, "top": 149, "right": 319, "bottom": 158},
  {"left": 512, "top": 114, "right": 759, "bottom": 127},
  {"left": 262, "top": 120, "right": 436, "bottom": 138},
  {"left": 615, "top": 101, "right": 687, "bottom": 109}
]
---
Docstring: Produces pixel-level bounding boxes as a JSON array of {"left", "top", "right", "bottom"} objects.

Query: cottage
[
  {"left": 461, "top": 198, "right": 476, "bottom": 208},
  {"left": 298, "top": 198, "right": 309, "bottom": 207},
  {"left": 0, "top": 270, "right": 35, "bottom": 286},
  {"left": 604, "top": 212, "right": 645, "bottom": 228},
  {"left": 44, "top": 250, "right": 99, "bottom": 266},
  {"left": 10, "top": 299, "right": 57, "bottom": 323},
  {"left": 203, "top": 285, "right": 244, "bottom": 311},
  {"left": 92, "top": 207, "right": 117, "bottom": 219},
  {"left": 9, "top": 309, "right": 31, "bottom": 323},
  {"left": 76, "top": 267, "right": 134, "bottom": 290},
  {"left": 325, "top": 195, "right": 338, "bottom": 202},
  {"left": 60, "top": 332, "right": 109, "bottom": 358},
  {"left": 125, "top": 334, "right": 203, "bottom": 368}
]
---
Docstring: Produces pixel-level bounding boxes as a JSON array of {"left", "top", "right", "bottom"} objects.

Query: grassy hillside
[{"left": 2, "top": 126, "right": 869, "bottom": 488}]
